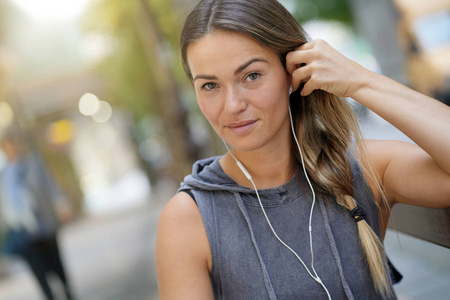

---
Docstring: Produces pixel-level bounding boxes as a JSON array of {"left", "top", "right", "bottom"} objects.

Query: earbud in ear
[{"left": 289, "top": 85, "right": 293, "bottom": 94}]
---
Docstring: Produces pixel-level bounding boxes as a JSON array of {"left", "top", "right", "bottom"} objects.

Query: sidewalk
[{"left": 0, "top": 196, "right": 166, "bottom": 300}]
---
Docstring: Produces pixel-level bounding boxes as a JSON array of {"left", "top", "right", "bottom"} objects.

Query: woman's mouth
[{"left": 226, "top": 120, "right": 257, "bottom": 135}]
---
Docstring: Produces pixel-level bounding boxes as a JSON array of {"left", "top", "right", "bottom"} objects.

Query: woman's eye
[
  {"left": 202, "top": 82, "right": 217, "bottom": 90},
  {"left": 246, "top": 72, "right": 260, "bottom": 81}
]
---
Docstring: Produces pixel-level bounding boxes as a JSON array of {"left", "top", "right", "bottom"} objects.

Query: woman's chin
[{"left": 222, "top": 138, "right": 264, "bottom": 153}]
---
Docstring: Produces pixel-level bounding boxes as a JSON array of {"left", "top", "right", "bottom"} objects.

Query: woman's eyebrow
[
  {"left": 234, "top": 58, "right": 268, "bottom": 75},
  {"left": 193, "top": 57, "right": 268, "bottom": 82},
  {"left": 193, "top": 74, "right": 217, "bottom": 82}
]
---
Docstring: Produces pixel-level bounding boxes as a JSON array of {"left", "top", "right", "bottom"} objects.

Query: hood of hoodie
[
  {"left": 180, "top": 156, "right": 251, "bottom": 193},
  {"left": 179, "top": 156, "right": 306, "bottom": 203}
]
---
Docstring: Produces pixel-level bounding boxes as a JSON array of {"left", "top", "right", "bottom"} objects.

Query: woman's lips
[{"left": 226, "top": 120, "right": 257, "bottom": 135}]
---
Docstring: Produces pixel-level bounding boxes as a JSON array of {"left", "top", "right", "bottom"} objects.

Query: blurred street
[{"left": 0, "top": 193, "right": 167, "bottom": 300}]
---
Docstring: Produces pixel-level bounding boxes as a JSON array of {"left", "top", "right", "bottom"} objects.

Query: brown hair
[{"left": 180, "top": 0, "right": 392, "bottom": 297}]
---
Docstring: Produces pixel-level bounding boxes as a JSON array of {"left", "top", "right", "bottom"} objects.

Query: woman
[{"left": 156, "top": 0, "right": 450, "bottom": 299}]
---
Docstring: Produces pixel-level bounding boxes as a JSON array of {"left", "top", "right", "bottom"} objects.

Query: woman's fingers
[
  {"left": 285, "top": 46, "right": 313, "bottom": 74},
  {"left": 299, "top": 77, "right": 314, "bottom": 96},
  {"left": 291, "top": 63, "right": 311, "bottom": 94},
  {"left": 287, "top": 43, "right": 325, "bottom": 96},
  {"left": 286, "top": 41, "right": 325, "bottom": 95},
  {"left": 286, "top": 39, "right": 365, "bottom": 98}
]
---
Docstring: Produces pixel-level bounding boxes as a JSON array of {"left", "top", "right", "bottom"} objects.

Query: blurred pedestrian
[{"left": 0, "top": 130, "right": 75, "bottom": 300}]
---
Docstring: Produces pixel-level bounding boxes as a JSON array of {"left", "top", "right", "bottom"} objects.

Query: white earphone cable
[
  {"left": 222, "top": 102, "right": 332, "bottom": 299},
  {"left": 224, "top": 142, "right": 318, "bottom": 280},
  {"left": 288, "top": 105, "right": 318, "bottom": 277}
]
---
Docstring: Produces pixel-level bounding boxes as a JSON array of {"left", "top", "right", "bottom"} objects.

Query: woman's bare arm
[
  {"left": 286, "top": 39, "right": 450, "bottom": 208},
  {"left": 365, "top": 139, "right": 450, "bottom": 208},
  {"left": 352, "top": 72, "right": 450, "bottom": 207},
  {"left": 156, "top": 192, "right": 214, "bottom": 299}
]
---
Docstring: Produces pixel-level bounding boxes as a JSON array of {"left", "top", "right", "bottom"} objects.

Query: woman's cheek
[{"left": 198, "top": 99, "right": 220, "bottom": 127}]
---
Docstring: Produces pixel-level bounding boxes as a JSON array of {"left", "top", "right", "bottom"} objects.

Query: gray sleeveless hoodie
[{"left": 179, "top": 155, "right": 396, "bottom": 300}]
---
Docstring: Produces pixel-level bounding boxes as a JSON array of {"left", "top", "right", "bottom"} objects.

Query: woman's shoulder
[
  {"left": 157, "top": 191, "right": 212, "bottom": 269},
  {"left": 156, "top": 192, "right": 214, "bottom": 298},
  {"left": 158, "top": 192, "right": 201, "bottom": 233}
]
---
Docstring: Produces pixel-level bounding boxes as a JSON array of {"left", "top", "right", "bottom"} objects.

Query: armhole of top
[{"left": 180, "top": 189, "right": 197, "bottom": 206}]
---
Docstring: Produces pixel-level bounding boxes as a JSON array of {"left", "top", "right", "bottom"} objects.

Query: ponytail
[{"left": 291, "top": 89, "right": 393, "bottom": 298}]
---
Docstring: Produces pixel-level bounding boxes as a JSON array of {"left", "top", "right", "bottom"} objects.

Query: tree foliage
[
  {"left": 293, "top": 0, "right": 354, "bottom": 26},
  {"left": 82, "top": 0, "right": 191, "bottom": 117},
  {"left": 82, "top": 0, "right": 200, "bottom": 181},
  {"left": 83, "top": 0, "right": 154, "bottom": 118},
  {"left": 0, "top": 0, "right": 27, "bottom": 88}
]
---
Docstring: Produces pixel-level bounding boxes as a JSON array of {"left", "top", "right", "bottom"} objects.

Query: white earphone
[{"left": 223, "top": 86, "right": 332, "bottom": 299}]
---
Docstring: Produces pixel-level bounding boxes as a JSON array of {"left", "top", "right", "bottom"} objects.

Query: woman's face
[{"left": 187, "top": 30, "right": 291, "bottom": 152}]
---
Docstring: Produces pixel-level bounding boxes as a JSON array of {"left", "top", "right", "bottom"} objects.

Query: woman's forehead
[{"left": 187, "top": 30, "right": 278, "bottom": 77}]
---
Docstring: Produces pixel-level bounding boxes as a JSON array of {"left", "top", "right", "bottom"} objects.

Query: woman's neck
[{"left": 220, "top": 144, "right": 294, "bottom": 190}]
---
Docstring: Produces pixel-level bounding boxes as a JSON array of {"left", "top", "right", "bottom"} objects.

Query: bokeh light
[
  {"left": 79, "top": 93, "right": 100, "bottom": 116},
  {"left": 0, "top": 101, "right": 14, "bottom": 129},
  {"left": 46, "top": 119, "right": 75, "bottom": 145},
  {"left": 92, "top": 100, "right": 113, "bottom": 123}
]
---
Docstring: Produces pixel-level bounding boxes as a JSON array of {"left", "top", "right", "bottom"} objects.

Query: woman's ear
[{"left": 286, "top": 71, "right": 293, "bottom": 94}]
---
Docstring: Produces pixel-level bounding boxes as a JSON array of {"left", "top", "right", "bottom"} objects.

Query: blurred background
[{"left": 0, "top": 0, "right": 448, "bottom": 299}]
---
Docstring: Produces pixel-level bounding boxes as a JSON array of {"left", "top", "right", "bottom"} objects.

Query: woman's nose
[{"left": 223, "top": 87, "right": 246, "bottom": 115}]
